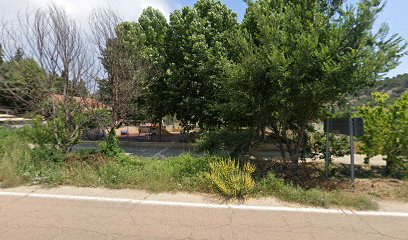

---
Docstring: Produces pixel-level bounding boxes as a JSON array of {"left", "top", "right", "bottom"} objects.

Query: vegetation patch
[
  {"left": 205, "top": 158, "right": 256, "bottom": 199},
  {"left": 350, "top": 179, "right": 408, "bottom": 203},
  {"left": 0, "top": 127, "right": 381, "bottom": 210},
  {"left": 256, "top": 173, "right": 378, "bottom": 210}
]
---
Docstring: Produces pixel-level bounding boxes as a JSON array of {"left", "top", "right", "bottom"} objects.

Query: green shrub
[
  {"left": 17, "top": 118, "right": 54, "bottom": 146},
  {"left": 30, "top": 147, "right": 66, "bottom": 163},
  {"left": 196, "top": 128, "right": 258, "bottom": 158},
  {"left": 100, "top": 131, "right": 123, "bottom": 158},
  {"left": 306, "top": 130, "right": 350, "bottom": 159},
  {"left": 205, "top": 158, "right": 256, "bottom": 198},
  {"left": 257, "top": 172, "right": 286, "bottom": 192},
  {"left": 166, "top": 154, "right": 210, "bottom": 190},
  {"left": 130, "top": 153, "right": 209, "bottom": 192},
  {"left": 76, "top": 148, "right": 99, "bottom": 159},
  {"left": 357, "top": 92, "right": 408, "bottom": 178}
]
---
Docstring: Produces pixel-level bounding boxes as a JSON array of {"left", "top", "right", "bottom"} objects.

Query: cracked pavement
[{"left": 0, "top": 187, "right": 407, "bottom": 240}]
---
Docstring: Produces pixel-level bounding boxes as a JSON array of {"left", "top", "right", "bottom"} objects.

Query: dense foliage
[
  {"left": 0, "top": 56, "right": 47, "bottom": 113},
  {"left": 196, "top": 128, "right": 259, "bottom": 158},
  {"left": 138, "top": 7, "right": 170, "bottom": 127},
  {"left": 222, "top": 0, "right": 406, "bottom": 164},
  {"left": 165, "top": 0, "right": 238, "bottom": 128},
  {"left": 357, "top": 92, "right": 408, "bottom": 178}
]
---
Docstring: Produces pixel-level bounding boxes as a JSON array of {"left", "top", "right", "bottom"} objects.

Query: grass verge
[
  {"left": 256, "top": 173, "right": 378, "bottom": 210},
  {"left": 0, "top": 127, "right": 378, "bottom": 210},
  {"left": 17, "top": 153, "right": 211, "bottom": 193}
]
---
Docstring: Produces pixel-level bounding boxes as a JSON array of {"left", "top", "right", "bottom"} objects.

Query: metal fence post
[
  {"left": 349, "top": 117, "right": 355, "bottom": 184},
  {"left": 325, "top": 119, "right": 330, "bottom": 178}
]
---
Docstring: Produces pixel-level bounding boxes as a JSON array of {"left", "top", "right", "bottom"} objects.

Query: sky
[{"left": 0, "top": 0, "right": 407, "bottom": 77}]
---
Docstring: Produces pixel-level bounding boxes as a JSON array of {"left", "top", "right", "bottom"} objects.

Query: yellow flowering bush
[{"left": 206, "top": 158, "right": 255, "bottom": 198}]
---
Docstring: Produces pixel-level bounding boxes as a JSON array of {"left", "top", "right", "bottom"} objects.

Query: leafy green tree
[
  {"left": 165, "top": 0, "right": 238, "bottom": 129},
  {"left": 0, "top": 58, "right": 47, "bottom": 113},
  {"left": 357, "top": 92, "right": 389, "bottom": 161},
  {"left": 138, "top": 7, "right": 168, "bottom": 53},
  {"left": 138, "top": 7, "right": 169, "bottom": 136},
  {"left": 358, "top": 92, "right": 408, "bottom": 177},
  {"left": 229, "top": 0, "right": 406, "bottom": 165},
  {"left": 384, "top": 92, "right": 408, "bottom": 177},
  {"left": 100, "top": 21, "right": 148, "bottom": 132}
]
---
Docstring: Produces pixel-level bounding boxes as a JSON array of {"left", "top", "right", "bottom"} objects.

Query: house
[{"left": 50, "top": 94, "right": 110, "bottom": 110}]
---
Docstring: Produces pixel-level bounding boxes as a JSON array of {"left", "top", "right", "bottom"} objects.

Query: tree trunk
[
  {"left": 159, "top": 119, "right": 162, "bottom": 142},
  {"left": 51, "top": 101, "right": 60, "bottom": 148},
  {"left": 289, "top": 149, "right": 300, "bottom": 167},
  {"left": 273, "top": 126, "right": 286, "bottom": 159},
  {"left": 110, "top": 109, "right": 117, "bottom": 137},
  {"left": 261, "top": 126, "right": 266, "bottom": 141},
  {"left": 290, "top": 121, "right": 308, "bottom": 167},
  {"left": 385, "top": 158, "right": 393, "bottom": 176}
]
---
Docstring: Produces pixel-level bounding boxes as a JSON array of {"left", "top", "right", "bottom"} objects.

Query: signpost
[{"left": 324, "top": 117, "right": 364, "bottom": 184}]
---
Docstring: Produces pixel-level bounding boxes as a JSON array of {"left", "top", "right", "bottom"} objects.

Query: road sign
[
  {"left": 353, "top": 118, "right": 364, "bottom": 137},
  {"left": 324, "top": 117, "right": 364, "bottom": 137},
  {"left": 324, "top": 117, "right": 364, "bottom": 184}
]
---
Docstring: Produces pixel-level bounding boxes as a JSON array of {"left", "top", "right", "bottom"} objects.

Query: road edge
[{"left": 1, "top": 191, "right": 408, "bottom": 218}]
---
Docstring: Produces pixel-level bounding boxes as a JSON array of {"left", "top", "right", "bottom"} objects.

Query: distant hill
[{"left": 348, "top": 73, "right": 408, "bottom": 108}]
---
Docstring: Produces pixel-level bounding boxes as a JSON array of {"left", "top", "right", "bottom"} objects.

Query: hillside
[{"left": 348, "top": 73, "right": 408, "bottom": 109}]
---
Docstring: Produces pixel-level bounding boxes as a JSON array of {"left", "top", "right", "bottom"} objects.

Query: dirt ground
[
  {"left": 252, "top": 158, "right": 408, "bottom": 202},
  {"left": 351, "top": 179, "right": 408, "bottom": 202}
]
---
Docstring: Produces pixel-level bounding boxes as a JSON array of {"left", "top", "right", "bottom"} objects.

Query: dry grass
[
  {"left": 352, "top": 179, "right": 408, "bottom": 202},
  {"left": 251, "top": 157, "right": 408, "bottom": 203}
]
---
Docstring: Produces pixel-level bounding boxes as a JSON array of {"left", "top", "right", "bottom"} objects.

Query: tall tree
[
  {"left": 231, "top": 0, "right": 407, "bottom": 164},
  {"left": 138, "top": 7, "right": 169, "bottom": 138},
  {"left": 357, "top": 91, "right": 408, "bottom": 177},
  {"left": 138, "top": 7, "right": 168, "bottom": 52},
  {"left": 90, "top": 9, "right": 148, "bottom": 134},
  {"left": 0, "top": 58, "right": 47, "bottom": 113},
  {"left": 166, "top": 0, "right": 238, "bottom": 129}
]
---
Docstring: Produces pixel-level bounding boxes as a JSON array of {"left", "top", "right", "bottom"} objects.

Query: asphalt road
[
  {"left": 74, "top": 141, "right": 196, "bottom": 158},
  {"left": 1, "top": 191, "right": 407, "bottom": 240},
  {"left": 74, "top": 141, "right": 386, "bottom": 165}
]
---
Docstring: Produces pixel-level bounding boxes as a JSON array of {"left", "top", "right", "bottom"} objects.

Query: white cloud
[{"left": 0, "top": 0, "right": 176, "bottom": 27}]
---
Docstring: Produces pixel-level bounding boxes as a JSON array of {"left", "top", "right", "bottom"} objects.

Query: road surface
[
  {"left": 0, "top": 189, "right": 406, "bottom": 240},
  {"left": 74, "top": 141, "right": 195, "bottom": 158},
  {"left": 75, "top": 141, "right": 386, "bottom": 165}
]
